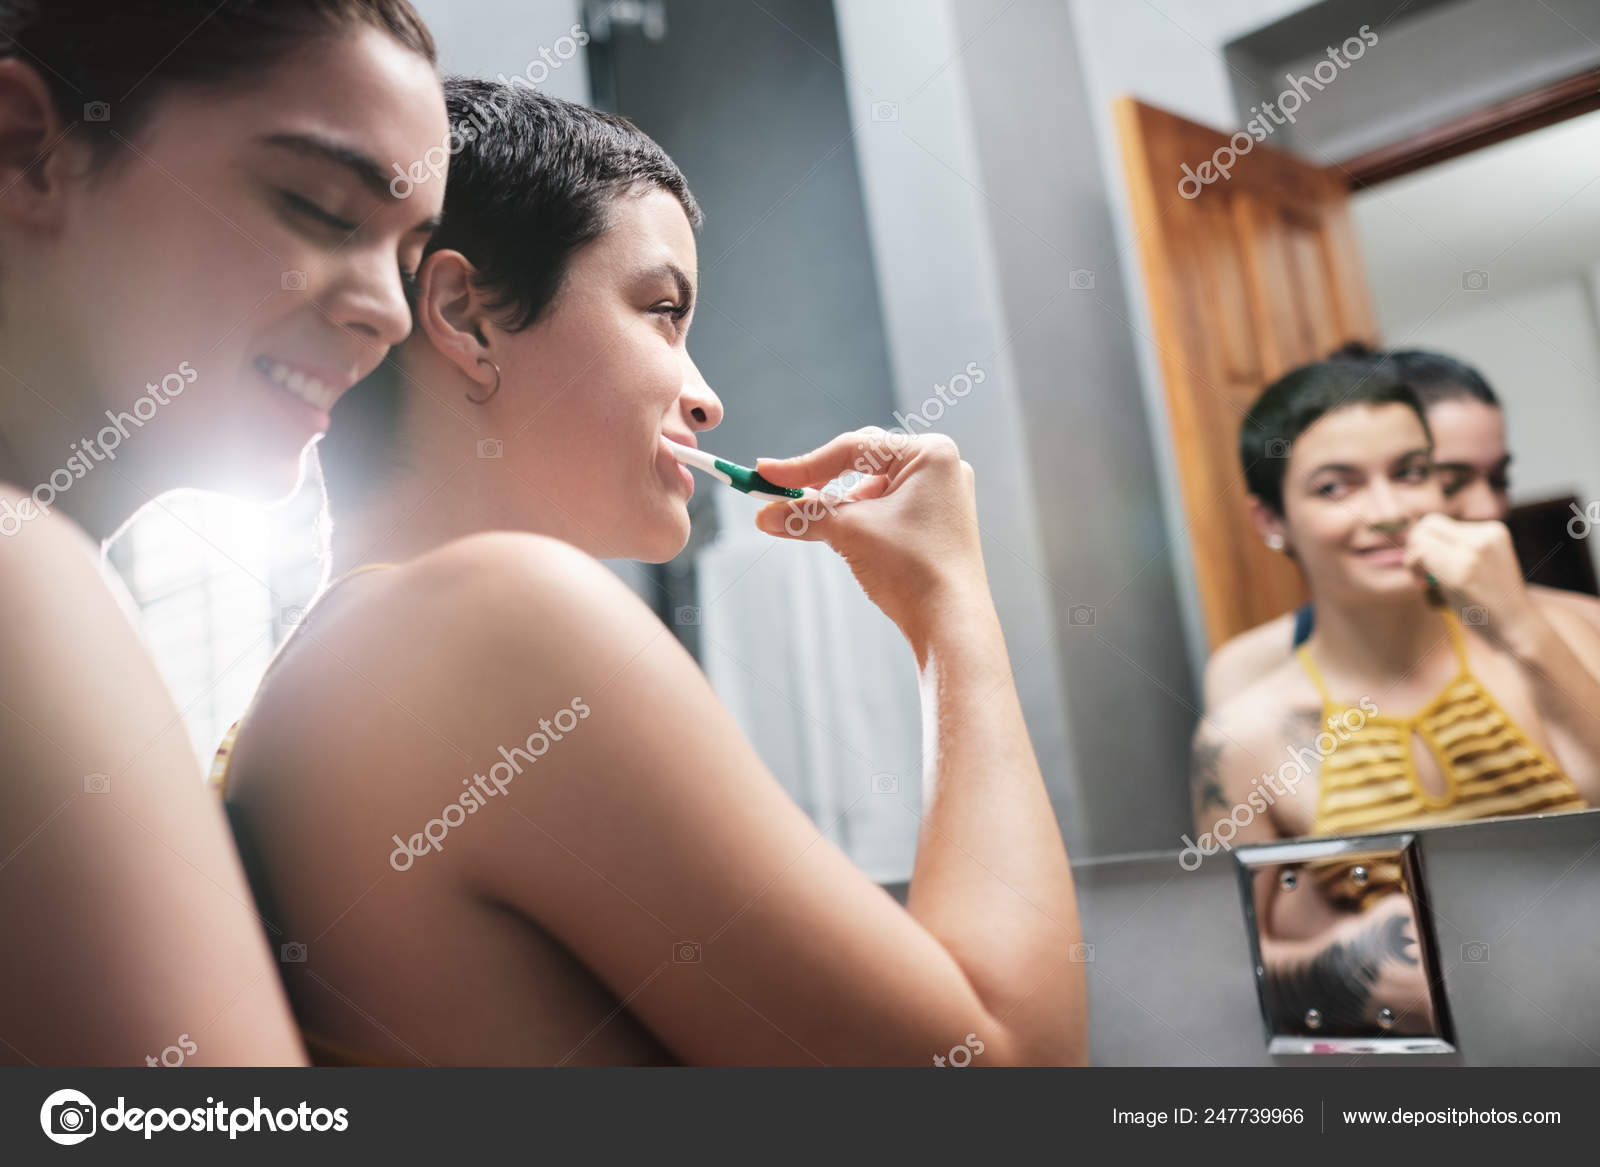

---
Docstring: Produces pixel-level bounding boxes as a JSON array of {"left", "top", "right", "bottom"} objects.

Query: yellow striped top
[{"left": 1299, "top": 608, "right": 1587, "bottom": 838}]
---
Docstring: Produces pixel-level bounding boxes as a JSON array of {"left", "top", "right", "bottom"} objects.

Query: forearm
[
  {"left": 902, "top": 581, "right": 1084, "bottom": 1062},
  {"left": 1500, "top": 611, "right": 1600, "bottom": 797}
]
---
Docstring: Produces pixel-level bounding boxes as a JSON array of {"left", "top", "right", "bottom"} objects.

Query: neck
[
  {"left": 327, "top": 465, "right": 502, "bottom": 578},
  {"left": 0, "top": 349, "right": 166, "bottom": 546},
  {"left": 1305, "top": 584, "right": 1446, "bottom": 677},
  {"left": 325, "top": 355, "right": 569, "bottom": 577}
]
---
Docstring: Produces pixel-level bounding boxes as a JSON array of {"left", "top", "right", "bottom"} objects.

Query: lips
[
  {"left": 1354, "top": 544, "right": 1407, "bottom": 566},
  {"left": 660, "top": 433, "right": 697, "bottom": 497}
]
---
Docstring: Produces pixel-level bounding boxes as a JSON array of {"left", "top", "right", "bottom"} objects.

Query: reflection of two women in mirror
[{"left": 1191, "top": 348, "right": 1600, "bottom": 1035}]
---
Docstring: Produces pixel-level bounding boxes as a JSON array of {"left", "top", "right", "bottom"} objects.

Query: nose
[
  {"left": 322, "top": 251, "right": 415, "bottom": 360},
  {"left": 1364, "top": 477, "right": 1409, "bottom": 528},
  {"left": 679, "top": 352, "right": 723, "bottom": 432}
]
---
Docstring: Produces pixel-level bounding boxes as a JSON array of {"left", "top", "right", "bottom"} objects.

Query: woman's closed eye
[{"left": 279, "top": 189, "right": 360, "bottom": 235}]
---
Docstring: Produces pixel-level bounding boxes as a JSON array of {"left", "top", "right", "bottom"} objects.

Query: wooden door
[{"left": 1116, "top": 97, "right": 1379, "bottom": 649}]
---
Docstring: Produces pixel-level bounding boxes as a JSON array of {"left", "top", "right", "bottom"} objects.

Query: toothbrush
[{"left": 665, "top": 438, "right": 804, "bottom": 499}]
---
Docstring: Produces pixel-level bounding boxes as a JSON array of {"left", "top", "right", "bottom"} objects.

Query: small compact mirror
[{"left": 1234, "top": 833, "right": 1455, "bottom": 1055}]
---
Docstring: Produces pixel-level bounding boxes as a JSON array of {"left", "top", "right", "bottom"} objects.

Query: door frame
[{"left": 1342, "top": 64, "right": 1600, "bottom": 189}]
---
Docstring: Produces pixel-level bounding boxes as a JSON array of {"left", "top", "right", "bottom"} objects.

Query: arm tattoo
[
  {"left": 1191, "top": 735, "right": 1228, "bottom": 821},
  {"left": 1264, "top": 910, "right": 1418, "bottom": 1034},
  {"left": 1281, "top": 709, "right": 1322, "bottom": 749}
]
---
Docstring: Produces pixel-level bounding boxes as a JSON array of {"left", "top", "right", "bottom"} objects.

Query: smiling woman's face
[
  {"left": 488, "top": 187, "right": 724, "bottom": 563},
  {"left": 1273, "top": 402, "right": 1445, "bottom": 601},
  {"left": 16, "top": 25, "right": 447, "bottom": 501}
]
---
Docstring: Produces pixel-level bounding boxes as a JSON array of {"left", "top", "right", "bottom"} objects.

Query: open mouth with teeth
[{"left": 253, "top": 355, "right": 340, "bottom": 413}]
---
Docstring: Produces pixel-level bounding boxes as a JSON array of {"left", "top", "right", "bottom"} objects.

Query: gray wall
[
  {"left": 603, "top": 0, "right": 1203, "bottom": 857},
  {"left": 948, "top": 0, "right": 1197, "bottom": 855},
  {"left": 1076, "top": 811, "right": 1600, "bottom": 1065},
  {"left": 888, "top": 809, "right": 1600, "bottom": 1064},
  {"left": 601, "top": 0, "right": 899, "bottom": 463},
  {"left": 1226, "top": 0, "right": 1600, "bottom": 163}
]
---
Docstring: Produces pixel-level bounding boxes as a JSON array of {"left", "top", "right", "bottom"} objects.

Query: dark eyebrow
[
  {"left": 258, "top": 132, "right": 441, "bottom": 233},
  {"left": 1307, "top": 447, "right": 1431, "bottom": 478},
  {"left": 639, "top": 262, "right": 696, "bottom": 309},
  {"left": 1307, "top": 462, "right": 1361, "bottom": 477}
]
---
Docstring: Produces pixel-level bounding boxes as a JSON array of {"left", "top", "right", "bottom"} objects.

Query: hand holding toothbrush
[{"left": 748, "top": 428, "right": 990, "bottom": 649}]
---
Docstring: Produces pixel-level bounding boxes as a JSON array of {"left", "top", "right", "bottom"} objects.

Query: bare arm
[
  {"left": 1188, "top": 705, "right": 1284, "bottom": 844},
  {"left": 901, "top": 573, "right": 1085, "bottom": 1062},
  {"left": 1499, "top": 600, "right": 1600, "bottom": 801},
  {"left": 1256, "top": 890, "right": 1433, "bottom": 1034},
  {"left": 430, "top": 507, "right": 1082, "bottom": 1063},
  {"left": 0, "top": 508, "right": 304, "bottom": 1065}
]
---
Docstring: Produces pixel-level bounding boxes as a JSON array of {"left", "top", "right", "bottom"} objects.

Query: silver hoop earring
[
  {"left": 1265, "top": 533, "right": 1285, "bottom": 551},
  {"left": 467, "top": 359, "right": 501, "bottom": 404}
]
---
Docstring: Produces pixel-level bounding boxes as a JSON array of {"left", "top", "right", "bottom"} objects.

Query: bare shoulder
[
  {"left": 0, "top": 501, "right": 150, "bottom": 710},
  {"left": 1190, "top": 657, "right": 1316, "bottom": 840},
  {"left": 0, "top": 494, "right": 102, "bottom": 600},
  {"left": 236, "top": 532, "right": 681, "bottom": 803},
  {"left": 1202, "top": 610, "right": 1299, "bottom": 710},
  {"left": 364, "top": 531, "right": 667, "bottom": 682},
  {"left": 1195, "top": 656, "right": 1314, "bottom": 774}
]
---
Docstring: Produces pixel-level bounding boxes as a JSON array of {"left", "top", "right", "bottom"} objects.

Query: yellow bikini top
[{"left": 1298, "top": 607, "right": 1587, "bottom": 838}]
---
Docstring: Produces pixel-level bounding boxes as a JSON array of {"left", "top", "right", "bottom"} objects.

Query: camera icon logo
[
  {"left": 1265, "top": 438, "right": 1292, "bottom": 458},
  {"left": 870, "top": 772, "right": 898, "bottom": 795},
  {"left": 83, "top": 773, "right": 110, "bottom": 794},
  {"left": 1461, "top": 941, "right": 1490, "bottom": 963},
  {"left": 1462, "top": 605, "right": 1488, "bottom": 626},
  {"left": 281, "top": 270, "right": 308, "bottom": 292},
  {"left": 40, "top": 1089, "right": 96, "bottom": 1145},
  {"left": 871, "top": 101, "right": 899, "bottom": 122},
  {"left": 674, "top": 605, "right": 701, "bottom": 626},
  {"left": 1069, "top": 604, "right": 1095, "bottom": 627},
  {"left": 280, "top": 941, "right": 308, "bottom": 963},
  {"left": 673, "top": 941, "right": 702, "bottom": 963},
  {"left": 1070, "top": 942, "right": 1095, "bottom": 963},
  {"left": 83, "top": 101, "right": 110, "bottom": 122},
  {"left": 280, "top": 605, "right": 308, "bottom": 627},
  {"left": 1068, "top": 268, "right": 1095, "bottom": 291},
  {"left": 477, "top": 438, "right": 503, "bottom": 459},
  {"left": 1462, "top": 269, "right": 1489, "bottom": 291}
]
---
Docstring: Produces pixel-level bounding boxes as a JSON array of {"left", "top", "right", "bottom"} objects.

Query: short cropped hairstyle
[
  {"left": 1240, "top": 359, "right": 1431, "bottom": 515},
  {"left": 319, "top": 77, "right": 701, "bottom": 514},
  {"left": 1328, "top": 341, "right": 1498, "bottom": 409}
]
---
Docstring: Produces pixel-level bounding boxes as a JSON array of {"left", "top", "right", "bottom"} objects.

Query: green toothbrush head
[{"left": 714, "top": 457, "right": 804, "bottom": 499}]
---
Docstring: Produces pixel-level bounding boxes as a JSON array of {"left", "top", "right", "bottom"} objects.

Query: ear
[
  {"left": 1249, "top": 495, "right": 1289, "bottom": 552},
  {"left": 0, "top": 58, "right": 83, "bottom": 230},
  {"left": 414, "top": 248, "right": 497, "bottom": 389}
]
